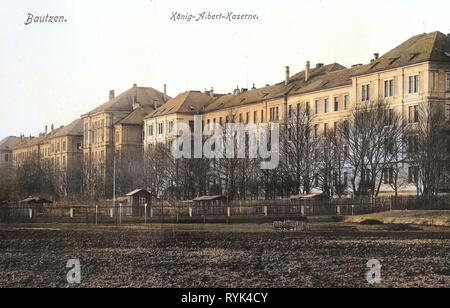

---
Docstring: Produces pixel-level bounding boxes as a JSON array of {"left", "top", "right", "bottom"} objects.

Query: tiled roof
[
  {"left": 49, "top": 118, "right": 83, "bottom": 138},
  {"left": 145, "top": 91, "right": 215, "bottom": 119},
  {"left": 83, "top": 86, "right": 170, "bottom": 116},
  {"left": 116, "top": 105, "right": 156, "bottom": 125},
  {"left": 0, "top": 136, "right": 21, "bottom": 151}
]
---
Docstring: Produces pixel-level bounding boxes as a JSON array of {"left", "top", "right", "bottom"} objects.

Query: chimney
[
  {"left": 285, "top": 66, "right": 290, "bottom": 85},
  {"left": 45, "top": 125, "right": 48, "bottom": 134},
  {"left": 109, "top": 90, "right": 115, "bottom": 101},
  {"left": 251, "top": 83, "right": 256, "bottom": 90},
  {"left": 51, "top": 124, "right": 54, "bottom": 131},
  {"left": 305, "top": 61, "right": 310, "bottom": 82},
  {"left": 234, "top": 86, "right": 240, "bottom": 96},
  {"left": 210, "top": 87, "right": 214, "bottom": 97},
  {"left": 163, "top": 84, "right": 167, "bottom": 97},
  {"left": 133, "top": 83, "right": 137, "bottom": 88},
  {"left": 374, "top": 53, "right": 379, "bottom": 60},
  {"left": 316, "top": 63, "right": 324, "bottom": 69}
]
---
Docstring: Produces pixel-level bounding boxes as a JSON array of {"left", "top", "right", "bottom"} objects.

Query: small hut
[
  {"left": 125, "top": 189, "right": 153, "bottom": 216},
  {"left": 192, "top": 195, "right": 226, "bottom": 215}
]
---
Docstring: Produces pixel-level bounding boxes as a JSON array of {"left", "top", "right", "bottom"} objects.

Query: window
[
  {"left": 305, "top": 102, "right": 310, "bottom": 115},
  {"left": 77, "top": 142, "right": 82, "bottom": 151},
  {"left": 261, "top": 110, "right": 264, "bottom": 122},
  {"left": 158, "top": 123, "right": 164, "bottom": 135},
  {"left": 315, "top": 100, "right": 319, "bottom": 114},
  {"left": 115, "top": 131, "right": 120, "bottom": 143},
  {"left": 246, "top": 112, "right": 249, "bottom": 124},
  {"left": 446, "top": 104, "right": 450, "bottom": 122},
  {"left": 386, "top": 109, "right": 394, "bottom": 126},
  {"left": 408, "top": 135, "right": 418, "bottom": 154},
  {"left": 149, "top": 124, "right": 154, "bottom": 136},
  {"left": 362, "top": 84, "right": 370, "bottom": 101},
  {"left": 446, "top": 73, "right": 450, "bottom": 91},
  {"left": 253, "top": 111, "right": 257, "bottom": 123},
  {"left": 219, "top": 117, "right": 223, "bottom": 126},
  {"left": 344, "top": 95, "right": 349, "bottom": 110},
  {"left": 408, "top": 166, "right": 418, "bottom": 183},
  {"left": 384, "top": 168, "right": 394, "bottom": 184},
  {"left": 324, "top": 123, "right": 328, "bottom": 136},
  {"left": 288, "top": 105, "right": 292, "bottom": 118},
  {"left": 409, "top": 75, "right": 419, "bottom": 93},
  {"left": 270, "top": 107, "right": 279, "bottom": 121},
  {"left": 314, "top": 124, "right": 319, "bottom": 138},
  {"left": 168, "top": 121, "right": 174, "bottom": 133},
  {"left": 408, "top": 105, "right": 419, "bottom": 123},
  {"left": 333, "top": 122, "right": 338, "bottom": 134},
  {"left": 62, "top": 141, "right": 66, "bottom": 151},
  {"left": 4, "top": 154, "right": 8, "bottom": 162},
  {"left": 297, "top": 103, "right": 301, "bottom": 116},
  {"left": 62, "top": 156, "right": 66, "bottom": 167},
  {"left": 343, "top": 172, "right": 348, "bottom": 186},
  {"left": 384, "top": 79, "right": 394, "bottom": 97},
  {"left": 324, "top": 98, "right": 329, "bottom": 113},
  {"left": 430, "top": 71, "right": 437, "bottom": 91},
  {"left": 334, "top": 97, "right": 339, "bottom": 112},
  {"left": 239, "top": 114, "right": 243, "bottom": 123}
]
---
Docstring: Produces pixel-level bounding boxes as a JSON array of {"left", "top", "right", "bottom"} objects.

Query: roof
[
  {"left": 0, "top": 136, "right": 21, "bottom": 151},
  {"left": 192, "top": 195, "right": 226, "bottom": 202},
  {"left": 116, "top": 105, "right": 156, "bottom": 125},
  {"left": 49, "top": 118, "right": 83, "bottom": 138},
  {"left": 20, "top": 196, "right": 53, "bottom": 204},
  {"left": 289, "top": 193, "right": 329, "bottom": 200},
  {"left": 83, "top": 86, "right": 170, "bottom": 116},
  {"left": 145, "top": 91, "right": 215, "bottom": 119},
  {"left": 203, "top": 63, "right": 347, "bottom": 112},
  {"left": 352, "top": 31, "right": 450, "bottom": 76},
  {"left": 126, "top": 189, "right": 152, "bottom": 196}
]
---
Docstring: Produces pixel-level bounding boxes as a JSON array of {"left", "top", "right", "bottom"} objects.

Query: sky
[{"left": 0, "top": 0, "right": 449, "bottom": 140}]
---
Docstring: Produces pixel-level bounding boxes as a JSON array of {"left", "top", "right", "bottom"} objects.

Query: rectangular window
[
  {"left": 408, "top": 105, "right": 419, "bottom": 123},
  {"left": 306, "top": 102, "right": 310, "bottom": 115},
  {"left": 149, "top": 124, "right": 154, "bottom": 136},
  {"left": 324, "top": 98, "right": 329, "bottom": 113},
  {"left": 408, "top": 135, "right": 418, "bottom": 154},
  {"left": 297, "top": 103, "right": 301, "bottom": 116},
  {"left": 408, "top": 166, "right": 418, "bottom": 183},
  {"left": 386, "top": 109, "right": 394, "bottom": 126},
  {"left": 430, "top": 71, "right": 437, "bottom": 91},
  {"left": 219, "top": 117, "right": 223, "bottom": 126},
  {"left": 446, "top": 104, "right": 450, "bottom": 122},
  {"left": 344, "top": 95, "right": 349, "bottom": 110},
  {"left": 409, "top": 75, "right": 419, "bottom": 93},
  {"left": 314, "top": 124, "right": 319, "bottom": 138},
  {"left": 324, "top": 123, "right": 328, "bottom": 136},
  {"left": 4, "top": 154, "right": 8, "bottom": 162},
  {"left": 288, "top": 105, "right": 292, "bottom": 118},
  {"left": 385, "top": 79, "right": 394, "bottom": 97},
  {"left": 261, "top": 110, "right": 264, "bottom": 122},
  {"left": 384, "top": 168, "right": 394, "bottom": 184},
  {"left": 253, "top": 111, "right": 257, "bottom": 123},
  {"left": 446, "top": 73, "right": 450, "bottom": 91},
  {"left": 315, "top": 100, "right": 319, "bottom": 114},
  {"left": 246, "top": 112, "right": 249, "bottom": 124},
  {"left": 334, "top": 97, "right": 339, "bottom": 112},
  {"left": 168, "top": 121, "right": 174, "bottom": 133},
  {"left": 62, "top": 141, "right": 66, "bottom": 151},
  {"left": 362, "top": 84, "right": 370, "bottom": 101},
  {"left": 158, "top": 123, "right": 164, "bottom": 135},
  {"left": 239, "top": 114, "right": 243, "bottom": 123}
]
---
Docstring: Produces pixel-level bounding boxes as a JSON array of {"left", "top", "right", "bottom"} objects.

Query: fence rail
[{"left": 0, "top": 196, "right": 448, "bottom": 224}]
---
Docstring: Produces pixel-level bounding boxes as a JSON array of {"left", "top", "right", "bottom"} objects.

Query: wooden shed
[{"left": 125, "top": 189, "right": 153, "bottom": 216}]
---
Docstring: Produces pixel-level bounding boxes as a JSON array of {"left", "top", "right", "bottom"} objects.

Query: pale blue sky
[{"left": 0, "top": 0, "right": 449, "bottom": 140}]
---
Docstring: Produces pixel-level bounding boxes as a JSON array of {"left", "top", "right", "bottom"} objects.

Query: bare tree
[
  {"left": 341, "top": 99, "right": 406, "bottom": 200},
  {"left": 406, "top": 102, "right": 448, "bottom": 197}
]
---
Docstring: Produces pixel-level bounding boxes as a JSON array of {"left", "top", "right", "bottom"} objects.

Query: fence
[{"left": 0, "top": 196, "right": 448, "bottom": 224}]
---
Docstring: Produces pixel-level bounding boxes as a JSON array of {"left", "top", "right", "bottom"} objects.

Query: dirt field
[{"left": 0, "top": 222, "right": 448, "bottom": 288}]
